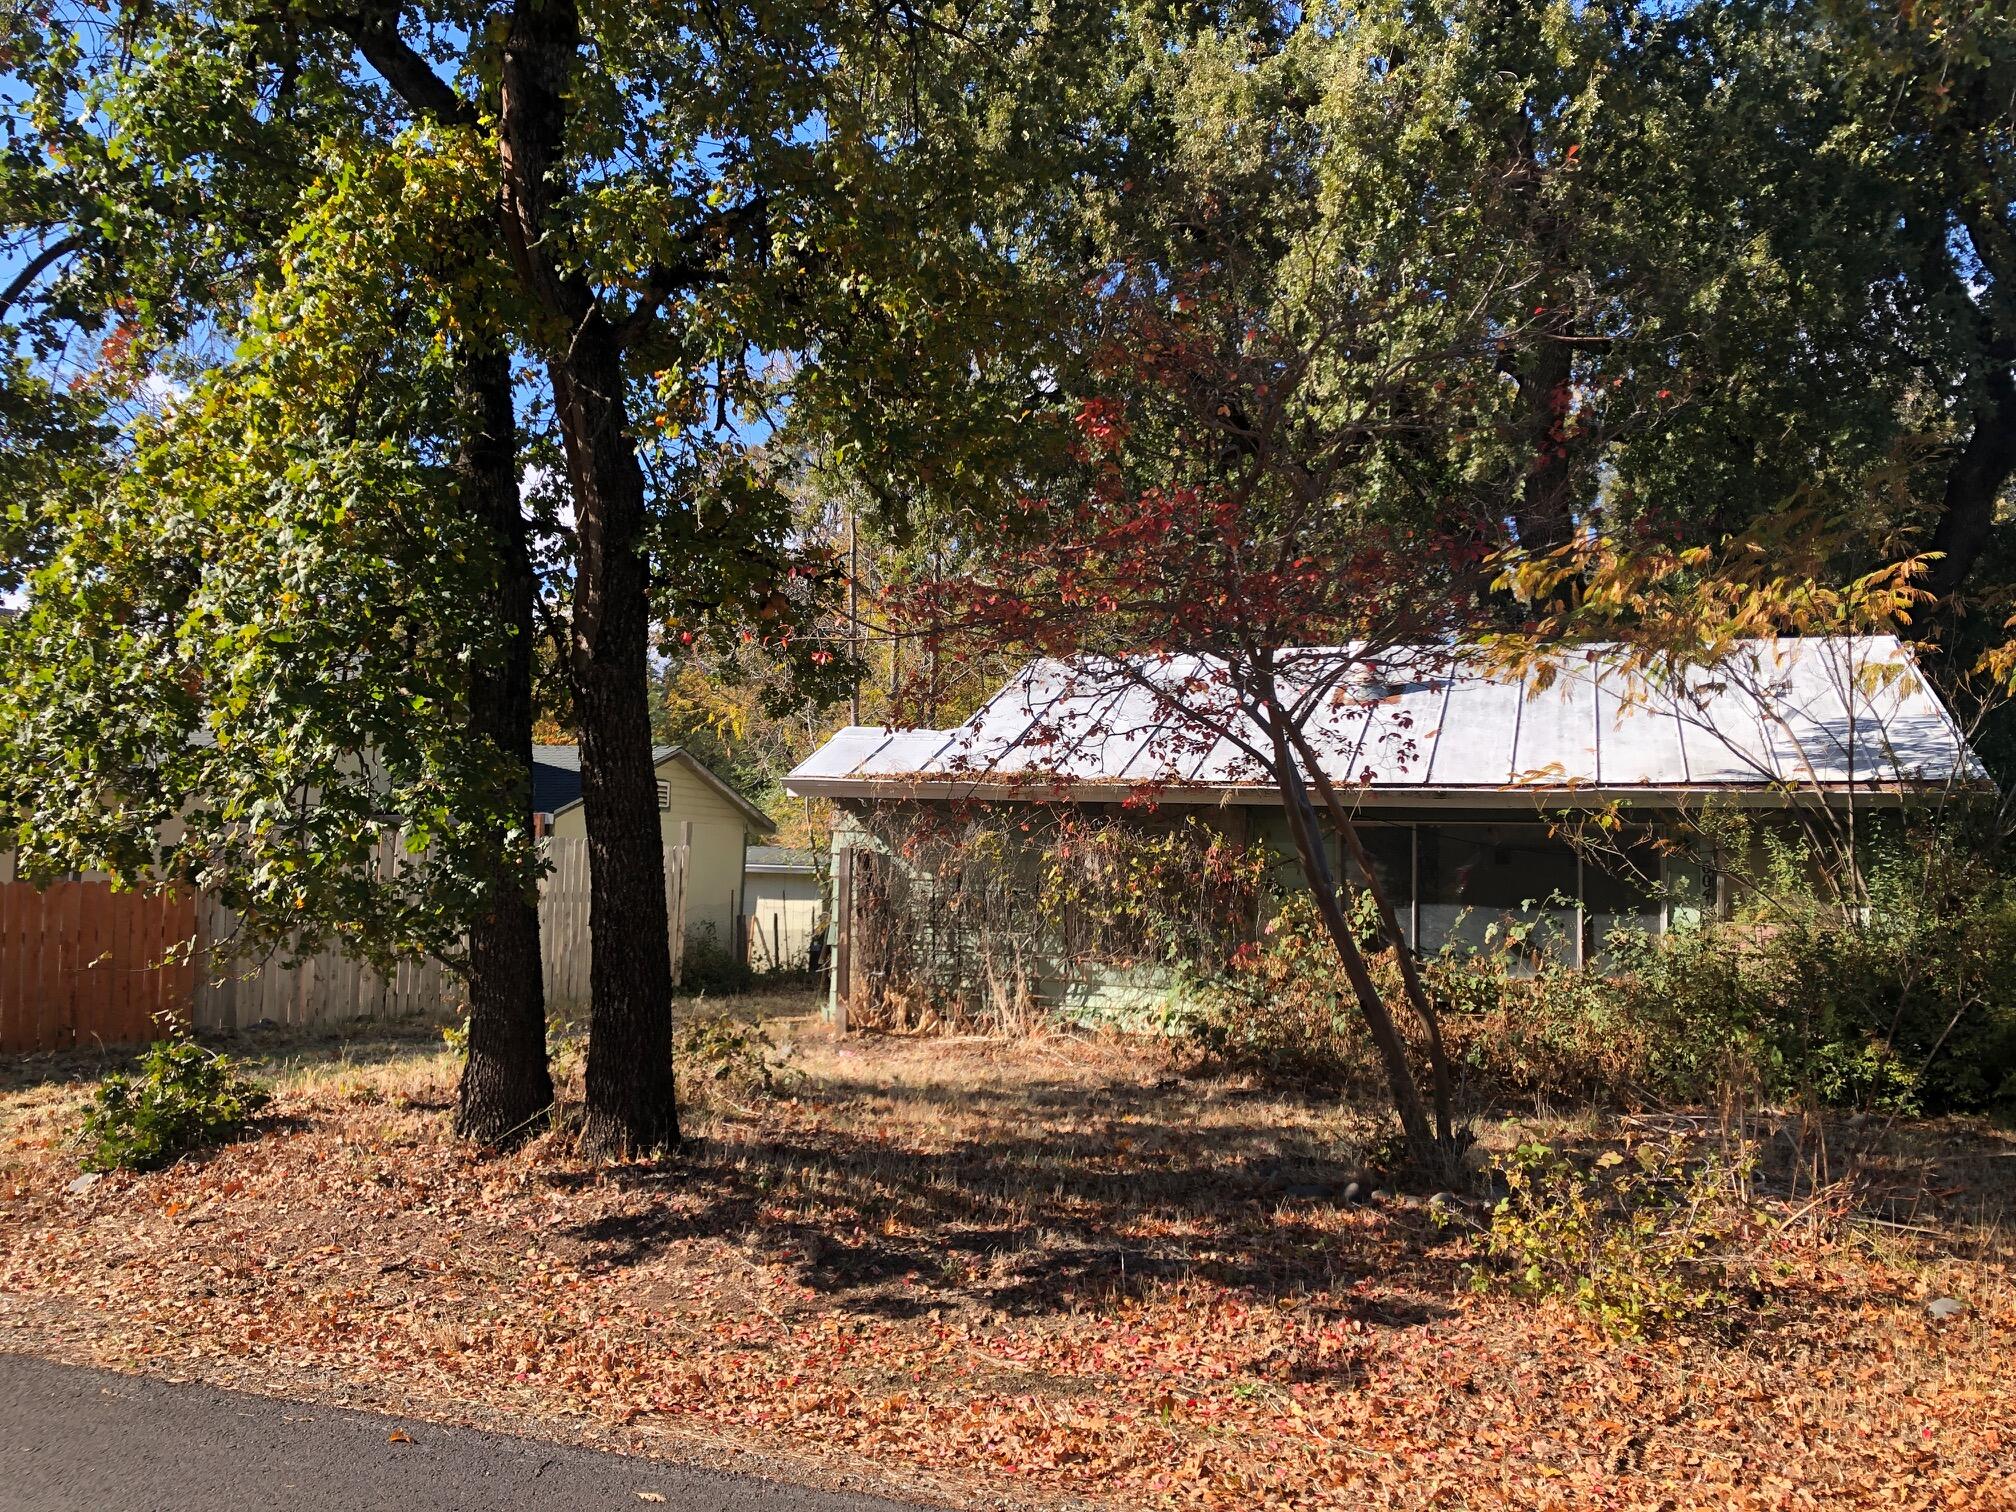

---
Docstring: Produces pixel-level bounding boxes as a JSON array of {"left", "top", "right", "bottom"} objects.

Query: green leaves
[{"left": 78, "top": 1034, "right": 273, "bottom": 1173}]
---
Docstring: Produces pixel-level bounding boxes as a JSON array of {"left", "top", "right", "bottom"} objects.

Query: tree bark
[
  {"left": 1509, "top": 332, "right": 1578, "bottom": 552},
  {"left": 499, "top": 0, "right": 679, "bottom": 1156},
  {"left": 453, "top": 341, "right": 555, "bottom": 1147},
  {"left": 556, "top": 324, "right": 680, "bottom": 1157},
  {"left": 1925, "top": 352, "right": 2016, "bottom": 607},
  {"left": 1261, "top": 706, "right": 1443, "bottom": 1169},
  {"left": 1290, "top": 727, "right": 1459, "bottom": 1149}
]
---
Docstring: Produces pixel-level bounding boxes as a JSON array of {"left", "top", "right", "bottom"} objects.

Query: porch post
[{"left": 829, "top": 845, "right": 853, "bottom": 1032}]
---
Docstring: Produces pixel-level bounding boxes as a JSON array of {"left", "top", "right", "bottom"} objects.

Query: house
[
  {"left": 743, "top": 846, "right": 824, "bottom": 972},
  {"left": 531, "top": 745, "right": 776, "bottom": 948},
  {"left": 786, "top": 637, "right": 1988, "bottom": 1024}
]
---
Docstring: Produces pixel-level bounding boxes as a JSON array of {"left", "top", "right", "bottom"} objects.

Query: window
[
  {"left": 1341, "top": 822, "right": 1415, "bottom": 947},
  {"left": 655, "top": 779, "right": 671, "bottom": 811},
  {"left": 1341, "top": 822, "right": 1677, "bottom": 972},
  {"left": 1581, "top": 841, "right": 1663, "bottom": 966},
  {"left": 1417, "top": 824, "right": 1581, "bottom": 972}
]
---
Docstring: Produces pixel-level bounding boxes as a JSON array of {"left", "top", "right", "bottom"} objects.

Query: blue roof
[{"left": 530, "top": 744, "right": 676, "bottom": 815}]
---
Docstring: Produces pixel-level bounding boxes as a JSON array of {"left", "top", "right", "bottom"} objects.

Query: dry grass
[{"left": 1, "top": 994, "right": 2012, "bottom": 1509}]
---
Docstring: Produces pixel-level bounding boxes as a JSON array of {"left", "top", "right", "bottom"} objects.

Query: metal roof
[
  {"left": 786, "top": 637, "right": 1988, "bottom": 808},
  {"left": 745, "top": 845, "right": 817, "bottom": 872}
]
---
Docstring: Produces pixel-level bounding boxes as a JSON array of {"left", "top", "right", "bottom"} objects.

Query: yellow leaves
[{"left": 1488, "top": 508, "right": 1936, "bottom": 683}]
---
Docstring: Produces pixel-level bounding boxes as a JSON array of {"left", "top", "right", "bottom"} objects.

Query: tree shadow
[{"left": 551, "top": 1101, "right": 1463, "bottom": 1330}]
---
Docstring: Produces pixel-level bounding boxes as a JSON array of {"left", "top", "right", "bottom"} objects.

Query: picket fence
[{"left": 0, "top": 836, "right": 689, "bottom": 1053}]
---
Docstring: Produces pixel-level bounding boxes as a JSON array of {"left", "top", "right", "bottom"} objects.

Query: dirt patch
[{"left": 1, "top": 1003, "right": 2012, "bottom": 1509}]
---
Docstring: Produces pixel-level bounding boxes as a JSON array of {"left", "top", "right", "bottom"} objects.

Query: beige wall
[
  {"left": 548, "top": 755, "right": 762, "bottom": 945},
  {"left": 745, "top": 870, "right": 822, "bottom": 973}
]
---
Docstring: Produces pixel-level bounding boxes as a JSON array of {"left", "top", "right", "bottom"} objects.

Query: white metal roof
[{"left": 786, "top": 637, "right": 1988, "bottom": 808}]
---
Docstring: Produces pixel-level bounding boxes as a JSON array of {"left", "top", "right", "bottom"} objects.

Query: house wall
[
  {"left": 827, "top": 800, "right": 1711, "bottom": 1026},
  {"left": 548, "top": 756, "right": 755, "bottom": 945}
]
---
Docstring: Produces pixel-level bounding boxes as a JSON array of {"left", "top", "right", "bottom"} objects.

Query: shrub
[
  {"left": 674, "top": 1012, "right": 797, "bottom": 1098},
  {"left": 679, "top": 922, "right": 754, "bottom": 998},
  {"left": 78, "top": 1036, "right": 272, "bottom": 1172},
  {"left": 1471, "top": 1136, "right": 1758, "bottom": 1339},
  {"left": 1178, "top": 818, "right": 2016, "bottom": 1117},
  {"left": 1176, "top": 893, "right": 1370, "bottom": 1086}
]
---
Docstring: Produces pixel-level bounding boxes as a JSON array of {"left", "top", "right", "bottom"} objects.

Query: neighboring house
[
  {"left": 787, "top": 637, "right": 1988, "bottom": 1024},
  {"left": 532, "top": 745, "right": 776, "bottom": 947},
  {"left": 743, "top": 845, "right": 823, "bottom": 972}
]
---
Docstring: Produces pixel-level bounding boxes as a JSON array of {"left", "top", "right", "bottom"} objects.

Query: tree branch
[
  {"left": 0, "top": 234, "right": 81, "bottom": 318},
  {"left": 617, "top": 192, "right": 770, "bottom": 348},
  {"left": 309, "top": 4, "right": 475, "bottom": 127}
]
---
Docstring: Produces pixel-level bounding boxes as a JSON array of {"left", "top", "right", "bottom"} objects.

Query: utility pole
[{"left": 847, "top": 503, "right": 860, "bottom": 726}]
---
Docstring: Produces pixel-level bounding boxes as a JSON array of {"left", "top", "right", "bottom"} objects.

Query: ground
[{"left": 1, "top": 988, "right": 2011, "bottom": 1510}]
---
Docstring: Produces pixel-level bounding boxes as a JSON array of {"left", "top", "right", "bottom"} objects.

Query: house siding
[{"left": 547, "top": 756, "right": 757, "bottom": 945}]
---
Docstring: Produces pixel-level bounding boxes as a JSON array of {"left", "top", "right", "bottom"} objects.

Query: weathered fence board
[
  {"left": 747, "top": 908, "right": 818, "bottom": 974},
  {"left": 190, "top": 895, "right": 459, "bottom": 1033},
  {"left": 537, "top": 834, "right": 690, "bottom": 1019},
  {"left": 0, "top": 837, "right": 692, "bottom": 1051}
]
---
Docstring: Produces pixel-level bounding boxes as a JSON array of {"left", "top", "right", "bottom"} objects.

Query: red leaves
[{"left": 1074, "top": 396, "right": 1130, "bottom": 453}]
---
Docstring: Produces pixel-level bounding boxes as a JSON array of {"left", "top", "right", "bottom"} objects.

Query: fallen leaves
[{"left": 0, "top": 1021, "right": 2011, "bottom": 1510}]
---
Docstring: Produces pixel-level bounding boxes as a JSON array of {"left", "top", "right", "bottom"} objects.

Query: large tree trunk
[
  {"left": 500, "top": 0, "right": 680, "bottom": 1156},
  {"left": 1926, "top": 352, "right": 2016, "bottom": 607},
  {"left": 1509, "top": 331, "right": 1578, "bottom": 552},
  {"left": 555, "top": 326, "right": 680, "bottom": 1157},
  {"left": 453, "top": 342, "right": 555, "bottom": 1147}
]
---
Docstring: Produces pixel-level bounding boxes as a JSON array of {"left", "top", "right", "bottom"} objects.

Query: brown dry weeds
[{"left": 1, "top": 993, "right": 2012, "bottom": 1510}]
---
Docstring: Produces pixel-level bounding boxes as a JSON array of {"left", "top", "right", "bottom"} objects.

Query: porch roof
[{"left": 786, "top": 638, "right": 1989, "bottom": 809}]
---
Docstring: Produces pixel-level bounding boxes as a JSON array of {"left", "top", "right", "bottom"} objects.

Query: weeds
[
  {"left": 674, "top": 1011, "right": 799, "bottom": 1100},
  {"left": 1470, "top": 1134, "right": 1761, "bottom": 1339},
  {"left": 77, "top": 1034, "right": 272, "bottom": 1172}
]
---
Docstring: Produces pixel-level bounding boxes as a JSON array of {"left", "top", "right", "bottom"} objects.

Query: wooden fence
[
  {"left": 746, "top": 907, "right": 819, "bottom": 975},
  {"left": 0, "top": 835, "right": 691, "bottom": 1052},
  {"left": 0, "top": 883, "right": 198, "bottom": 1053},
  {"left": 191, "top": 896, "right": 464, "bottom": 1034},
  {"left": 538, "top": 831, "right": 690, "bottom": 1018}
]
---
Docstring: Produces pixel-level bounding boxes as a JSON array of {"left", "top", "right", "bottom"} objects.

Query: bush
[
  {"left": 1178, "top": 818, "right": 2016, "bottom": 1117},
  {"left": 674, "top": 1012, "right": 797, "bottom": 1098},
  {"left": 1175, "top": 893, "right": 1368, "bottom": 1085},
  {"left": 78, "top": 1036, "right": 272, "bottom": 1172},
  {"left": 679, "top": 922, "right": 754, "bottom": 998},
  {"left": 1471, "top": 1136, "right": 1759, "bottom": 1339}
]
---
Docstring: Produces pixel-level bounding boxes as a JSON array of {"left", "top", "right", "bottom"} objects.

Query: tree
[
  {"left": 290, "top": 0, "right": 1084, "bottom": 1153},
  {"left": 883, "top": 0, "right": 1922, "bottom": 1170},
  {"left": 891, "top": 219, "right": 1540, "bottom": 1171},
  {"left": 6, "top": 0, "right": 1094, "bottom": 1155},
  {"left": 0, "top": 13, "right": 558, "bottom": 1145},
  {"left": 1820, "top": 0, "right": 2016, "bottom": 616}
]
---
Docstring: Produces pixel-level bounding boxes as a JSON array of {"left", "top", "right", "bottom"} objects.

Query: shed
[
  {"left": 743, "top": 846, "right": 823, "bottom": 973},
  {"left": 787, "top": 637, "right": 1988, "bottom": 1021}
]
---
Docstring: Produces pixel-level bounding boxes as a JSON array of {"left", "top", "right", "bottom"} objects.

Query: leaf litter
[{"left": 0, "top": 1014, "right": 2011, "bottom": 1509}]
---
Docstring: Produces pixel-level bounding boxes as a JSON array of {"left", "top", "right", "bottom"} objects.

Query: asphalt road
[{"left": 0, "top": 1353, "right": 929, "bottom": 1512}]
